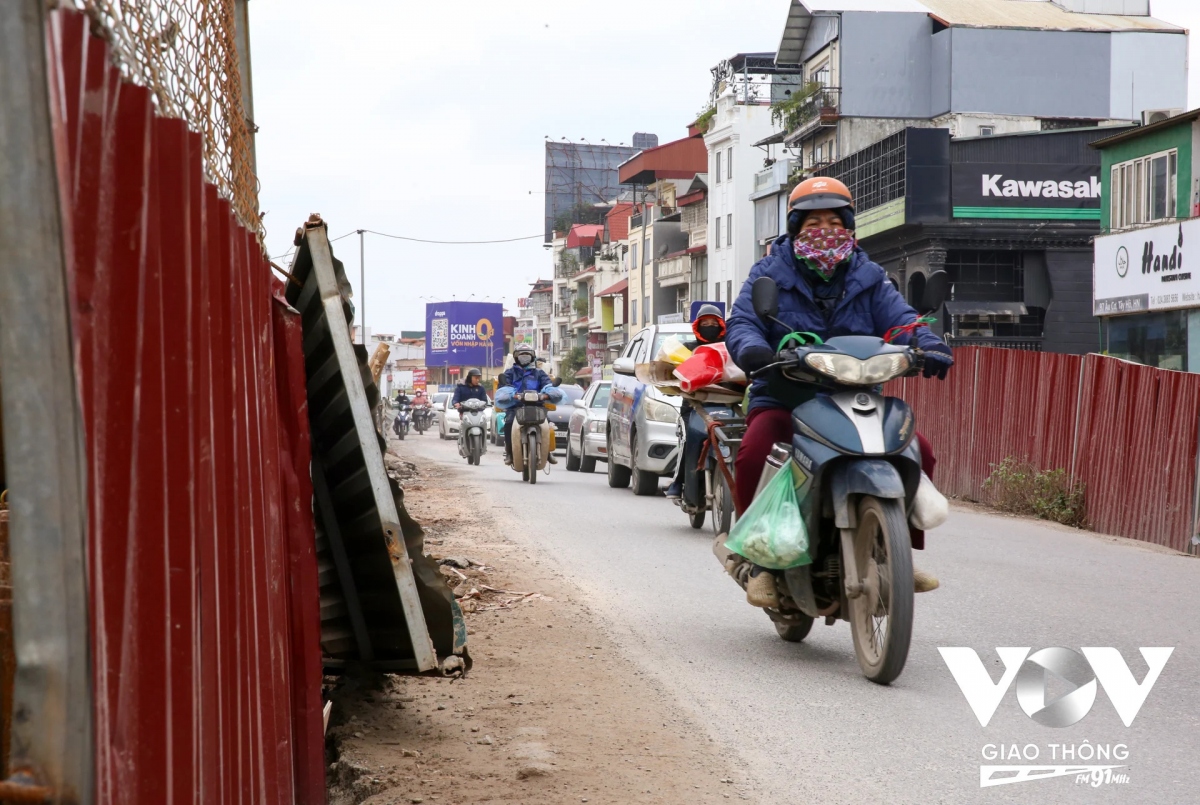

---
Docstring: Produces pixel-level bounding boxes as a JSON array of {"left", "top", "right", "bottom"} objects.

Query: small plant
[
  {"left": 560, "top": 345, "right": 587, "bottom": 383},
  {"left": 982, "top": 457, "right": 1087, "bottom": 528},
  {"left": 770, "top": 81, "right": 823, "bottom": 132},
  {"left": 573, "top": 296, "right": 589, "bottom": 317},
  {"left": 694, "top": 103, "right": 716, "bottom": 133}
]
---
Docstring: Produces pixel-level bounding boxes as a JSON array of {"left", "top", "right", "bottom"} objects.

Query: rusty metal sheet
[
  {"left": 284, "top": 221, "right": 465, "bottom": 673},
  {"left": 892, "top": 346, "right": 1199, "bottom": 551},
  {"left": 42, "top": 8, "right": 326, "bottom": 803}
]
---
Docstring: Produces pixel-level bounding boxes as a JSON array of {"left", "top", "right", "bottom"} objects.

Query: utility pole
[{"left": 357, "top": 229, "right": 365, "bottom": 344}]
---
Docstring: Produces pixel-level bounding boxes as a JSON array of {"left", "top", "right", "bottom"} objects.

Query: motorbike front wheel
[
  {"left": 526, "top": 429, "right": 538, "bottom": 485},
  {"left": 847, "top": 496, "right": 914, "bottom": 685},
  {"left": 469, "top": 436, "right": 482, "bottom": 466}
]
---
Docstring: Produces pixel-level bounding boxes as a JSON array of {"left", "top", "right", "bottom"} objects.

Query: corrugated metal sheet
[
  {"left": 890, "top": 347, "right": 1198, "bottom": 551},
  {"left": 951, "top": 126, "right": 1134, "bottom": 165},
  {"left": 284, "top": 223, "right": 467, "bottom": 673},
  {"left": 919, "top": 0, "right": 1182, "bottom": 32},
  {"left": 48, "top": 9, "right": 325, "bottom": 803}
]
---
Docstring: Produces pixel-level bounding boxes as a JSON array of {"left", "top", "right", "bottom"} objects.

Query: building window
[
  {"left": 726, "top": 214, "right": 732, "bottom": 247},
  {"left": 727, "top": 280, "right": 733, "bottom": 307},
  {"left": 979, "top": 125, "right": 995, "bottom": 137},
  {"left": 714, "top": 283, "right": 721, "bottom": 302},
  {"left": 1106, "top": 310, "right": 1187, "bottom": 371},
  {"left": 631, "top": 242, "right": 638, "bottom": 268},
  {"left": 715, "top": 151, "right": 722, "bottom": 184},
  {"left": 631, "top": 302, "right": 637, "bottom": 326},
  {"left": 713, "top": 217, "right": 721, "bottom": 250},
  {"left": 810, "top": 59, "right": 830, "bottom": 88},
  {"left": 642, "top": 298, "right": 649, "bottom": 324},
  {"left": 1110, "top": 148, "right": 1178, "bottom": 230},
  {"left": 727, "top": 147, "right": 733, "bottom": 181}
]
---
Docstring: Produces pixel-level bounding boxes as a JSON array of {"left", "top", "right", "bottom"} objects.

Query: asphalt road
[{"left": 404, "top": 433, "right": 1200, "bottom": 804}]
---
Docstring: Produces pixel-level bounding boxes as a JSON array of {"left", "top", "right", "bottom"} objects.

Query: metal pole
[
  {"left": 0, "top": 1, "right": 94, "bottom": 797},
  {"left": 358, "top": 229, "right": 365, "bottom": 344},
  {"left": 232, "top": 0, "right": 257, "bottom": 175}
]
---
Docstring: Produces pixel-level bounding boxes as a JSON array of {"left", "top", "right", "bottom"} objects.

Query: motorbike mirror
[
  {"left": 922, "top": 270, "right": 950, "bottom": 313},
  {"left": 751, "top": 276, "right": 779, "bottom": 322}
]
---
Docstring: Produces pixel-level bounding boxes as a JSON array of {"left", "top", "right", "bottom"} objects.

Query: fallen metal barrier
[{"left": 285, "top": 217, "right": 468, "bottom": 673}]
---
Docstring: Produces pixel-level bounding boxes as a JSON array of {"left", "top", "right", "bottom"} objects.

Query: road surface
[{"left": 403, "top": 433, "right": 1200, "bottom": 804}]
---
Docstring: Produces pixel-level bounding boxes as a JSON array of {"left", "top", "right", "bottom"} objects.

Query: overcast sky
[{"left": 250, "top": 0, "right": 1200, "bottom": 337}]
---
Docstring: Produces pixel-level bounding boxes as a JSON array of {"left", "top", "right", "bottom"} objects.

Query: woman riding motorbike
[
  {"left": 499, "top": 347, "right": 558, "bottom": 466},
  {"left": 725, "top": 177, "right": 953, "bottom": 607},
  {"left": 665, "top": 304, "right": 728, "bottom": 500}
]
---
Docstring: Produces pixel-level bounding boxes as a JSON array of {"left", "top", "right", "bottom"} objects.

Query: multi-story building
[
  {"left": 773, "top": 0, "right": 1187, "bottom": 171},
  {"left": 618, "top": 132, "right": 708, "bottom": 326},
  {"left": 749, "top": 156, "right": 795, "bottom": 260},
  {"left": 1092, "top": 110, "right": 1200, "bottom": 372},
  {"left": 543, "top": 137, "right": 653, "bottom": 242},
  {"left": 703, "top": 54, "right": 802, "bottom": 304},
  {"left": 517, "top": 278, "right": 554, "bottom": 372}
]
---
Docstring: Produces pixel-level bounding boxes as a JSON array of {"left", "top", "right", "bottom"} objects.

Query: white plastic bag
[{"left": 910, "top": 471, "right": 949, "bottom": 530}]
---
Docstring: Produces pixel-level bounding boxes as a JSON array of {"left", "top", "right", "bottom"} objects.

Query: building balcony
[
  {"left": 782, "top": 87, "right": 841, "bottom": 145},
  {"left": 657, "top": 253, "right": 690, "bottom": 288}
]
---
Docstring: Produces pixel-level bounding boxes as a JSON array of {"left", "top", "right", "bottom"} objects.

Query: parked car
[
  {"left": 607, "top": 323, "right": 691, "bottom": 495},
  {"left": 437, "top": 392, "right": 493, "bottom": 441},
  {"left": 546, "top": 384, "right": 585, "bottom": 453},
  {"left": 430, "top": 392, "right": 454, "bottom": 438},
  {"left": 566, "top": 381, "right": 610, "bottom": 473}
]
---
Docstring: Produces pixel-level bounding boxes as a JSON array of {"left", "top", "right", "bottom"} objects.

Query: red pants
[{"left": 734, "top": 407, "right": 935, "bottom": 546}]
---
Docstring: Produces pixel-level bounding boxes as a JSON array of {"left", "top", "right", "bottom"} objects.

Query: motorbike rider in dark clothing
[
  {"left": 665, "top": 304, "right": 727, "bottom": 500},
  {"left": 500, "top": 347, "right": 557, "bottom": 465},
  {"left": 725, "top": 176, "right": 953, "bottom": 607},
  {"left": 452, "top": 368, "right": 489, "bottom": 408}
]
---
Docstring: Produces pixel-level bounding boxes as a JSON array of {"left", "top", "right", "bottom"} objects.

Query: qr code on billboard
[{"left": 431, "top": 318, "right": 449, "bottom": 350}]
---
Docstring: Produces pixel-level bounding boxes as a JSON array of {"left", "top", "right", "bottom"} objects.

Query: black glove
[
  {"left": 736, "top": 345, "right": 776, "bottom": 375},
  {"left": 921, "top": 341, "right": 953, "bottom": 380}
]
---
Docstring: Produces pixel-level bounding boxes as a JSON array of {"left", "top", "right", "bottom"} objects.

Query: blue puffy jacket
[
  {"left": 726, "top": 235, "right": 947, "bottom": 413},
  {"left": 501, "top": 363, "right": 553, "bottom": 393}
]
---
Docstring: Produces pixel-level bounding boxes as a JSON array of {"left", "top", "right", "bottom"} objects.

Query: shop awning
[
  {"left": 945, "top": 301, "right": 1028, "bottom": 316},
  {"left": 597, "top": 278, "right": 628, "bottom": 297}
]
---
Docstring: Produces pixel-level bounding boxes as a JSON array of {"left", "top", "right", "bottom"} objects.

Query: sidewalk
[{"left": 325, "top": 441, "right": 750, "bottom": 805}]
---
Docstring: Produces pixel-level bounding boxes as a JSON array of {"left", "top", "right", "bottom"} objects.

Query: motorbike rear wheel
[
  {"left": 710, "top": 470, "right": 734, "bottom": 536},
  {"left": 847, "top": 496, "right": 914, "bottom": 685}
]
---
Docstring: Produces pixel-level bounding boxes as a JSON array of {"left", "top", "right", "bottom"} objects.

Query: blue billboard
[{"left": 424, "top": 302, "right": 504, "bottom": 368}]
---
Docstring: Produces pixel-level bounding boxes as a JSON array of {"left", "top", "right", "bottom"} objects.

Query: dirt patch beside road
[{"left": 326, "top": 442, "right": 751, "bottom": 805}]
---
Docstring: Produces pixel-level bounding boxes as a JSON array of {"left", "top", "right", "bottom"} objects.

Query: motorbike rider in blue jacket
[
  {"left": 499, "top": 346, "right": 557, "bottom": 465},
  {"left": 725, "top": 176, "right": 953, "bottom": 608}
]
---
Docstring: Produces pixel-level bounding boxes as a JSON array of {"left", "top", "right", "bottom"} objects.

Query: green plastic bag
[{"left": 725, "top": 459, "right": 811, "bottom": 570}]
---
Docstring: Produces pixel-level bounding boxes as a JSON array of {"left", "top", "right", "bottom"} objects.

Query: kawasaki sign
[{"left": 953, "top": 163, "right": 1101, "bottom": 221}]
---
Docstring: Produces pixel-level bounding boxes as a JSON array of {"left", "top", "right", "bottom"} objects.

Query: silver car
[
  {"left": 607, "top": 324, "right": 691, "bottom": 496},
  {"left": 565, "top": 381, "right": 610, "bottom": 473}
]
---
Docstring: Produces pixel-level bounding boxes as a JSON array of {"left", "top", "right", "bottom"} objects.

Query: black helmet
[{"left": 466, "top": 368, "right": 482, "bottom": 379}]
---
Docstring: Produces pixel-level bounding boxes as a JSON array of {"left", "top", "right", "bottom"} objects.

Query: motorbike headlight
[
  {"left": 805, "top": 352, "right": 910, "bottom": 385},
  {"left": 587, "top": 420, "right": 606, "bottom": 433},
  {"left": 643, "top": 398, "right": 680, "bottom": 423}
]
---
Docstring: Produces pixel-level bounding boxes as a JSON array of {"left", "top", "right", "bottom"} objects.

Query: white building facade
[{"left": 704, "top": 84, "right": 787, "bottom": 307}]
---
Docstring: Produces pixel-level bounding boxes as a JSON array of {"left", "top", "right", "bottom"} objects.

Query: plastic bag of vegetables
[{"left": 724, "top": 459, "right": 811, "bottom": 570}]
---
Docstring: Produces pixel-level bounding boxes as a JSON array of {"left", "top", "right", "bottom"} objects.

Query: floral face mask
[{"left": 793, "top": 227, "right": 856, "bottom": 281}]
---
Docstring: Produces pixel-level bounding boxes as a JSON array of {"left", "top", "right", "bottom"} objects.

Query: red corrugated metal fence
[
  {"left": 47, "top": 9, "right": 325, "bottom": 804},
  {"left": 892, "top": 347, "right": 1200, "bottom": 552}
]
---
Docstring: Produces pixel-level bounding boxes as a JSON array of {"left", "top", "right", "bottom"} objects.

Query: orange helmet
[{"left": 788, "top": 176, "right": 854, "bottom": 212}]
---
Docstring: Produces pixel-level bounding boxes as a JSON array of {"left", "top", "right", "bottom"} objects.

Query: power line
[
  {"left": 361, "top": 229, "right": 545, "bottom": 245},
  {"left": 269, "top": 229, "right": 357, "bottom": 261}
]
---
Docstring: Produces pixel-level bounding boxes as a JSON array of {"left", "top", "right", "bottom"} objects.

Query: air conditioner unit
[{"left": 1143, "top": 108, "right": 1184, "bottom": 126}]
